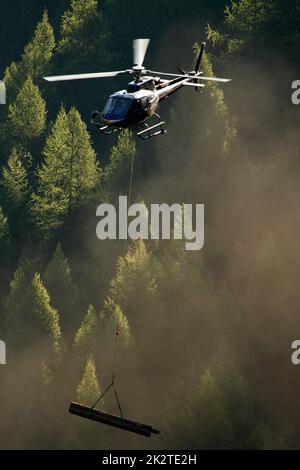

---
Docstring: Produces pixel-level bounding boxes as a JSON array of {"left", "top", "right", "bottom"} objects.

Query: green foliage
[
  {"left": 104, "top": 130, "right": 137, "bottom": 196},
  {"left": 31, "top": 106, "right": 100, "bottom": 234},
  {"left": 2, "top": 266, "right": 27, "bottom": 329},
  {"left": 165, "top": 370, "right": 280, "bottom": 450},
  {"left": 7, "top": 76, "right": 47, "bottom": 145},
  {"left": 76, "top": 354, "right": 101, "bottom": 406},
  {"left": 194, "top": 47, "right": 236, "bottom": 155},
  {"left": 207, "top": 0, "right": 300, "bottom": 56},
  {"left": 0, "top": 207, "right": 10, "bottom": 260},
  {"left": 102, "top": 298, "right": 131, "bottom": 346},
  {"left": 43, "top": 243, "right": 79, "bottom": 331},
  {"left": 3, "top": 268, "right": 62, "bottom": 354},
  {"left": 110, "top": 241, "right": 160, "bottom": 313},
  {"left": 4, "top": 10, "right": 55, "bottom": 99},
  {"left": 165, "top": 371, "right": 234, "bottom": 449},
  {"left": 73, "top": 304, "right": 97, "bottom": 352},
  {"left": 2, "top": 148, "right": 30, "bottom": 206},
  {"left": 28, "top": 273, "right": 62, "bottom": 354},
  {"left": 247, "top": 421, "right": 278, "bottom": 450},
  {"left": 0, "top": 206, "right": 9, "bottom": 243},
  {"left": 58, "top": 0, "right": 108, "bottom": 68},
  {"left": 224, "top": 0, "right": 270, "bottom": 36}
]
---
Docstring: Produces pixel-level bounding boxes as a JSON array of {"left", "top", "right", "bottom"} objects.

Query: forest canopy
[{"left": 0, "top": 0, "right": 299, "bottom": 450}]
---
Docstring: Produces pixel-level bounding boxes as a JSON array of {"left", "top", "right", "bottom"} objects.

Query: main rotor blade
[
  {"left": 44, "top": 70, "right": 129, "bottom": 82},
  {"left": 147, "top": 70, "right": 231, "bottom": 83},
  {"left": 133, "top": 39, "right": 150, "bottom": 67}
]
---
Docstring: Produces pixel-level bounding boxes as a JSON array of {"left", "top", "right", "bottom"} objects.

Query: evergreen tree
[
  {"left": 2, "top": 266, "right": 29, "bottom": 343},
  {"left": 3, "top": 269, "right": 62, "bottom": 354},
  {"left": 101, "top": 298, "right": 131, "bottom": 346},
  {"left": 57, "top": 0, "right": 109, "bottom": 68},
  {"left": 4, "top": 10, "right": 55, "bottom": 100},
  {"left": 43, "top": 243, "right": 79, "bottom": 331},
  {"left": 76, "top": 354, "right": 101, "bottom": 406},
  {"left": 110, "top": 241, "right": 160, "bottom": 311},
  {"left": 2, "top": 148, "right": 30, "bottom": 207},
  {"left": 224, "top": 0, "right": 270, "bottom": 38},
  {"left": 31, "top": 106, "right": 100, "bottom": 234},
  {"left": 28, "top": 273, "right": 62, "bottom": 354},
  {"left": 247, "top": 421, "right": 278, "bottom": 450},
  {"left": 8, "top": 76, "right": 47, "bottom": 145},
  {"left": 194, "top": 48, "right": 236, "bottom": 155},
  {"left": 73, "top": 304, "right": 97, "bottom": 352},
  {"left": 104, "top": 129, "right": 137, "bottom": 196},
  {"left": 165, "top": 370, "right": 234, "bottom": 449},
  {"left": 0, "top": 207, "right": 10, "bottom": 264}
]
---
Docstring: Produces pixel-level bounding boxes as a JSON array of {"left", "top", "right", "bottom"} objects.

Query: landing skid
[
  {"left": 97, "top": 124, "right": 122, "bottom": 136},
  {"left": 136, "top": 113, "right": 167, "bottom": 140},
  {"left": 91, "top": 111, "right": 123, "bottom": 136},
  {"left": 90, "top": 112, "right": 167, "bottom": 140}
]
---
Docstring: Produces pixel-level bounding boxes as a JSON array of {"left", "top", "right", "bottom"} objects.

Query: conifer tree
[
  {"left": 43, "top": 244, "right": 79, "bottom": 331},
  {"left": 0, "top": 207, "right": 10, "bottom": 264},
  {"left": 165, "top": 371, "right": 234, "bottom": 449},
  {"left": 8, "top": 76, "right": 47, "bottom": 145},
  {"left": 194, "top": 48, "right": 236, "bottom": 156},
  {"left": 76, "top": 354, "right": 101, "bottom": 406},
  {"left": 104, "top": 129, "right": 137, "bottom": 196},
  {"left": 4, "top": 11, "right": 55, "bottom": 99},
  {"left": 102, "top": 299, "right": 131, "bottom": 346},
  {"left": 247, "top": 421, "right": 277, "bottom": 450},
  {"left": 58, "top": 0, "right": 108, "bottom": 68},
  {"left": 2, "top": 148, "right": 30, "bottom": 206},
  {"left": 31, "top": 106, "right": 100, "bottom": 234},
  {"left": 73, "top": 304, "right": 97, "bottom": 352},
  {"left": 103, "top": 241, "right": 161, "bottom": 338},
  {"left": 3, "top": 268, "right": 62, "bottom": 353},
  {"left": 28, "top": 273, "right": 62, "bottom": 354},
  {"left": 2, "top": 266, "right": 29, "bottom": 342}
]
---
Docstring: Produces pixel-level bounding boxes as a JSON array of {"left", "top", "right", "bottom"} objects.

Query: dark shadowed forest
[{"left": 0, "top": 0, "right": 300, "bottom": 449}]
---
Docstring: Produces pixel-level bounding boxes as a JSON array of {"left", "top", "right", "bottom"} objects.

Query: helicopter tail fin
[{"left": 193, "top": 41, "right": 206, "bottom": 91}]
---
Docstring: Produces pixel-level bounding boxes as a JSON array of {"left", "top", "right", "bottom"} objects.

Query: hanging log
[{"left": 69, "top": 402, "right": 160, "bottom": 438}]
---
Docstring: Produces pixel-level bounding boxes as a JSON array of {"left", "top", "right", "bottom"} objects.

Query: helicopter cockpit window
[{"left": 103, "top": 97, "right": 133, "bottom": 119}]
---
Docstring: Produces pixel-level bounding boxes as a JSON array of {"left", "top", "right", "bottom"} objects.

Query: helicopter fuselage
[{"left": 98, "top": 75, "right": 195, "bottom": 130}]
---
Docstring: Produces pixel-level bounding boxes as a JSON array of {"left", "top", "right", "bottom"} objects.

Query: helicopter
[{"left": 44, "top": 39, "right": 231, "bottom": 140}]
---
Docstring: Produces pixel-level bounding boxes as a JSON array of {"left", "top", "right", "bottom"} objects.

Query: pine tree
[
  {"left": 43, "top": 243, "right": 79, "bottom": 331},
  {"left": 58, "top": 0, "right": 109, "bottom": 68},
  {"left": 104, "top": 129, "right": 137, "bottom": 196},
  {"left": 193, "top": 47, "right": 236, "bottom": 156},
  {"left": 225, "top": 0, "right": 269, "bottom": 38},
  {"left": 247, "top": 421, "right": 278, "bottom": 450},
  {"left": 73, "top": 304, "right": 97, "bottom": 352},
  {"left": 0, "top": 207, "right": 9, "bottom": 246},
  {"left": 28, "top": 273, "right": 62, "bottom": 355},
  {"left": 4, "top": 10, "right": 55, "bottom": 99},
  {"left": 2, "top": 266, "right": 28, "bottom": 343},
  {"left": 102, "top": 298, "right": 131, "bottom": 346},
  {"left": 76, "top": 354, "right": 101, "bottom": 406},
  {"left": 165, "top": 371, "right": 234, "bottom": 449},
  {"left": 31, "top": 106, "right": 100, "bottom": 234},
  {"left": 110, "top": 241, "right": 160, "bottom": 312},
  {"left": 8, "top": 76, "right": 47, "bottom": 145},
  {"left": 2, "top": 148, "right": 30, "bottom": 206},
  {"left": 0, "top": 207, "right": 10, "bottom": 264}
]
